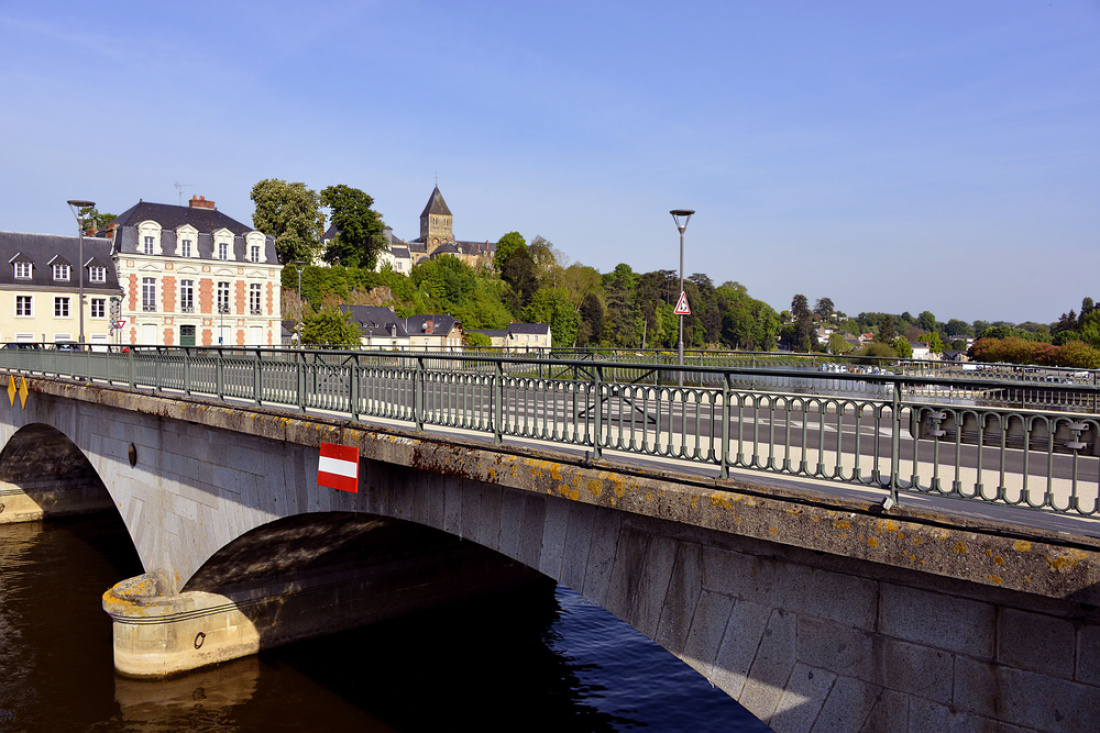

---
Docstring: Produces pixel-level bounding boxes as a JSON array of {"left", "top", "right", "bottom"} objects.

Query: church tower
[{"left": 419, "top": 186, "right": 454, "bottom": 250}]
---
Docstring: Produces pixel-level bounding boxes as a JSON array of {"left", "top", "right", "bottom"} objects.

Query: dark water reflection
[{"left": 1, "top": 515, "right": 769, "bottom": 732}]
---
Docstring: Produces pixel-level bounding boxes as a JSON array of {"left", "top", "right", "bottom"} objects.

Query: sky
[{"left": 1, "top": 1, "right": 1098, "bottom": 326}]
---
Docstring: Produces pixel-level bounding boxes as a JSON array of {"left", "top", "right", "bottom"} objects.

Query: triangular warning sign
[{"left": 674, "top": 291, "right": 691, "bottom": 315}]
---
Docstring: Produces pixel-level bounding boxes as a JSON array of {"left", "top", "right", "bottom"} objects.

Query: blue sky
[{"left": 2, "top": 1, "right": 1097, "bottom": 325}]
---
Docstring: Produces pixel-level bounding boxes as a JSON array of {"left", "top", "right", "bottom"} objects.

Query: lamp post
[
  {"left": 67, "top": 200, "right": 95, "bottom": 346},
  {"left": 293, "top": 261, "right": 306, "bottom": 346},
  {"left": 670, "top": 209, "right": 694, "bottom": 387}
]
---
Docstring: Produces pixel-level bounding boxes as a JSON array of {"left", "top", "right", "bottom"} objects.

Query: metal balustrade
[{"left": 2, "top": 344, "right": 1098, "bottom": 518}]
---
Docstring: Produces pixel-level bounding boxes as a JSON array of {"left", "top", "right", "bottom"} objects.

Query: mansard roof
[
  {"left": 109, "top": 200, "right": 256, "bottom": 235},
  {"left": 0, "top": 231, "right": 121, "bottom": 291},
  {"left": 419, "top": 186, "right": 452, "bottom": 218},
  {"left": 340, "top": 305, "right": 409, "bottom": 339}
]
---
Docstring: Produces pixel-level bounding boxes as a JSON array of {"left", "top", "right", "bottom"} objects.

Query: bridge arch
[{"left": 0, "top": 422, "right": 115, "bottom": 522}]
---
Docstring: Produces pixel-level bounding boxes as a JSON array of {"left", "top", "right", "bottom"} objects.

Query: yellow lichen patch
[
  {"left": 689, "top": 496, "right": 698, "bottom": 510},
  {"left": 878, "top": 519, "right": 901, "bottom": 533},
  {"left": 768, "top": 527, "right": 779, "bottom": 536},
  {"left": 993, "top": 556, "right": 1004, "bottom": 565},
  {"left": 954, "top": 542, "right": 967, "bottom": 554},
  {"left": 487, "top": 467, "right": 497, "bottom": 480},
  {"left": 587, "top": 479, "right": 603, "bottom": 498},
  {"left": 987, "top": 575, "right": 1003, "bottom": 585},
  {"left": 911, "top": 536, "right": 923, "bottom": 546},
  {"left": 985, "top": 549, "right": 993, "bottom": 556},
  {"left": 811, "top": 515, "right": 821, "bottom": 523},
  {"left": 897, "top": 532, "right": 905, "bottom": 540},
  {"left": 1045, "top": 549, "right": 1087, "bottom": 572},
  {"left": 710, "top": 493, "right": 738, "bottom": 510},
  {"left": 909, "top": 554, "right": 917, "bottom": 562},
  {"left": 557, "top": 485, "right": 580, "bottom": 501},
  {"left": 1014, "top": 540, "right": 1032, "bottom": 552},
  {"left": 867, "top": 537, "right": 880, "bottom": 548},
  {"left": 834, "top": 520, "right": 850, "bottom": 530},
  {"left": 786, "top": 508, "right": 802, "bottom": 516},
  {"left": 645, "top": 491, "right": 656, "bottom": 503}
]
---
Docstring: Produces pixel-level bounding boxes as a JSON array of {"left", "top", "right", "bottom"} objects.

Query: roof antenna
[{"left": 174, "top": 182, "right": 194, "bottom": 205}]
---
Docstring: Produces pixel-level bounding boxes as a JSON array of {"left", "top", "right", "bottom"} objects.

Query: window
[
  {"left": 15, "top": 295, "right": 32, "bottom": 317},
  {"left": 54, "top": 297, "right": 70, "bottom": 318},
  {"left": 180, "top": 280, "right": 194, "bottom": 313},
  {"left": 14, "top": 262, "right": 31, "bottom": 279},
  {"left": 249, "top": 245, "right": 260, "bottom": 263},
  {"left": 181, "top": 239, "right": 192, "bottom": 258},
  {"left": 216, "top": 281, "right": 229, "bottom": 314},
  {"left": 90, "top": 298, "right": 106, "bottom": 319},
  {"left": 53, "top": 264, "right": 70, "bottom": 281},
  {"left": 249, "top": 283, "right": 262, "bottom": 315},
  {"left": 142, "top": 277, "right": 156, "bottom": 312},
  {"left": 143, "top": 236, "right": 154, "bottom": 255},
  {"left": 218, "top": 242, "right": 229, "bottom": 260},
  {"left": 89, "top": 266, "right": 106, "bottom": 283}
]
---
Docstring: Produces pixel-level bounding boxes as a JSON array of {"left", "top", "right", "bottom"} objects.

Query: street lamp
[
  {"left": 67, "top": 199, "right": 96, "bottom": 346},
  {"left": 670, "top": 209, "right": 694, "bottom": 387},
  {"left": 293, "top": 261, "right": 306, "bottom": 346}
]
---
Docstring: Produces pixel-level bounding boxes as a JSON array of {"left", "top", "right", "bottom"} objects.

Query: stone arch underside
[{"left": 0, "top": 422, "right": 115, "bottom": 522}]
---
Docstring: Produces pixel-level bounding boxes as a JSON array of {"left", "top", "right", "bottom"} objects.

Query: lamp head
[{"left": 670, "top": 209, "right": 695, "bottom": 234}]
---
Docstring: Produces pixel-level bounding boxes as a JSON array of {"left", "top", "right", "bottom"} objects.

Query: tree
[
  {"left": 917, "top": 310, "right": 937, "bottom": 333},
  {"left": 501, "top": 250, "right": 539, "bottom": 313},
  {"left": 814, "top": 297, "right": 834, "bottom": 322},
  {"left": 577, "top": 292, "right": 604, "bottom": 346},
  {"left": 320, "top": 185, "right": 386, "bottom": 269},
  {"left": 494, "top": 232, "right": 527, "bottom": 272},
  {"left": 78, "top": 206, "right": 116, "bottom": 234},
  {"left": 878, "top": 315, "right": 896, "bottom": 343},
  {"left": 301, "top": 306, "right": 362, "bottom": 346},
  {"left": 893, "top": 337, "right": 913, "bottom": 358},
  {"left": 464, "top": 331, "right": 492, "bottom": 348},
  {"left": 250, "top": 179, "right": 324, "bottom": 263},
  {"left": 524, "top": 287, "right": 579, "bottom": 347},
  {"left": 790, "top": 294, "right": 813, "bottom": 352},
  {"left": 945, "top": 319, "right": 972, "bottom": 338}
]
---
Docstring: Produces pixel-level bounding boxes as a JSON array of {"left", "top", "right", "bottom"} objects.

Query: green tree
[
  {"left": 917, "top": 311, "right": 937, "bottom": 333},
  {"left": 250, "top": 179, "right": 324, "bottom": 263},
  {"left": 464, "top": 331, "right": 492, "bottom": 348},
  {"left": 302, "top": 306, "right": 362, "bottom": 346},
  {"left": 524, "top": 287, "right": 579, "bottom": 347},
  {"left": 878, "top": 315, "right": 896, "bottom": 343},
  {"left": 494, "top": 232, "right": 527, "bottom": 272},
  {"left": 814, "top": 297, "right": 835, "bottom": 322},
  {"left": 78, "top": 206, "right": 116, "bottom": 234},
  {"left": 320, "top": 185, "right": 386, "bottom": 269},
  {"left": 828, "top": 333, "right": 854, "bottom": 354},
  {"left": 926, "top": 332, "right": 945, "bottom": 354},
  {"left": 893, "top": 337, "right": 913, "bottom": 358}
]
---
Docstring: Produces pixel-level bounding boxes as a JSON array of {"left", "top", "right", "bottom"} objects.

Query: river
[{"left": 0, "top": 514, "right": 771, "bottom": 732}]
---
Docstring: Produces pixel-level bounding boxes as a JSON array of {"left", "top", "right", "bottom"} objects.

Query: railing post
[
  {"left": 593, "top": 364, "right": 603, "bottom": 460},
  {"left": 720, "top": 372, "right": 731, "bottom": 479},
  {"left": 153, "top": 348, "right": 161, "bottom": 392},
  {"left": 350, "top": 354, "right": 360, "bottom": 420},
  {"left": 296, "top": 351, "right": 306, "bottom": 413},
  {"left": 415, "top": 356, "right": 426, "bottom": 432},
  {"left": 889, "top": 378, "right": 902, "bottom": 506},
  {"left": 493, "top": 359, "right": 503, "bottom": 444},
  {"left": 127, "top": 346, "right": 135, "bottom": 389},
  {"left": 253, "top": 348, "right": 262, "bottom": 406},
  {"left": 216, "top": 347, "right": 225, "bottom": 401},
  {"left": 183, "top": 347, "right": 191, "bottom": 396}
]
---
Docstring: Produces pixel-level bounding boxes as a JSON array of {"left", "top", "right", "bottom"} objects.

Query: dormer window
[
  {"left": 249, "top": 244, "right": 260, "bottom": 263},
  {"left": 14, "top": 261, "right": 31, "bottom": 279},
  {"left": 89, "top": 266, "right": 106, "bottom": 283},
  {"left": 53, "top": 264, "right": 71, "bottom": 281},
  {"left": 143, "top": 236, "right": 154, "bottom": 255},
  {"left": 218, "top": 242, "right": 229, "bottom": 260},
  {"left": 181, "top": 239, "right": 192, "bottom": 258}
]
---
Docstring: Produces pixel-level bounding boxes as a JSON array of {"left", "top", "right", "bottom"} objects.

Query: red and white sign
[
  {"left": 318, "top": 442, "right": 359, "bottom": 493},
  {"left": 674, "top": 291, "right": 691, "bottom": 315}
]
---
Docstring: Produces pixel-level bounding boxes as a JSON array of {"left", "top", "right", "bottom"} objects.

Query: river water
[{"left": 0, "top": 514, "right": 771, "bottom": 732}]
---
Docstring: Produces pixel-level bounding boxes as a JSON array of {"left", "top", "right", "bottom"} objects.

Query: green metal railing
[{"left": 2, "top": 344, "right": 1097, "bottom": 518}]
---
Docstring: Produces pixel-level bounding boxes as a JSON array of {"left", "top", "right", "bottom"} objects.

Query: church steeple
[{"left": 419, "top": 185, "right": 454, "bottom": 250}]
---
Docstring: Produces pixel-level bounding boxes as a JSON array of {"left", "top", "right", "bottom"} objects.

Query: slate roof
[
  {"left": 107, "top": 200, "right": 277, "bottom": 263},
  {"left": 405, "top": 314, "right": 460, "bottom": 336},
  {"left": 340, "top": 305, "right": 409, "bottom": 339},
  {"left": 419, "top": 186, "right": 453, "bottom": 218},
  {"left": 0, "top": 231, "right": 121, "bottom": 291},
  {"left": 508, "top": 323, "right": 550, "bottom": 336},
  {"left": 109, "top": 200, "right": 255, "bottom": 236}
]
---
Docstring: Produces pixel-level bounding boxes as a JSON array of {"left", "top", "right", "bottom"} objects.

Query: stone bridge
[{"left": 1, "top": 375, "right": 1098, "bottom": 733}]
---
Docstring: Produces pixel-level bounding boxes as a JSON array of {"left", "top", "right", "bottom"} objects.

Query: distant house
[
  {"left": 0, "top": 230, "right": 122, "bottom": 347},
  {"left": 910, "top": 342, "right": 941, "bottom": 361},
  {"left": 404, "top": 314, "right": 463, "bottom": 351},
  {"left": 467, "top": 323, "right": 552, "bottom": 350},
  {"left": 340, "top": 305, "right": 409, "bottom": 349}
]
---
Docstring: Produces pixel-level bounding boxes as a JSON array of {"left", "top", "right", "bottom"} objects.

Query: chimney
[
  {"left": 189, "top": 195, "right": 216, "bottom": 210},
  {"left": 425, "top": 320, "right": 434, "bottom": 334}
]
